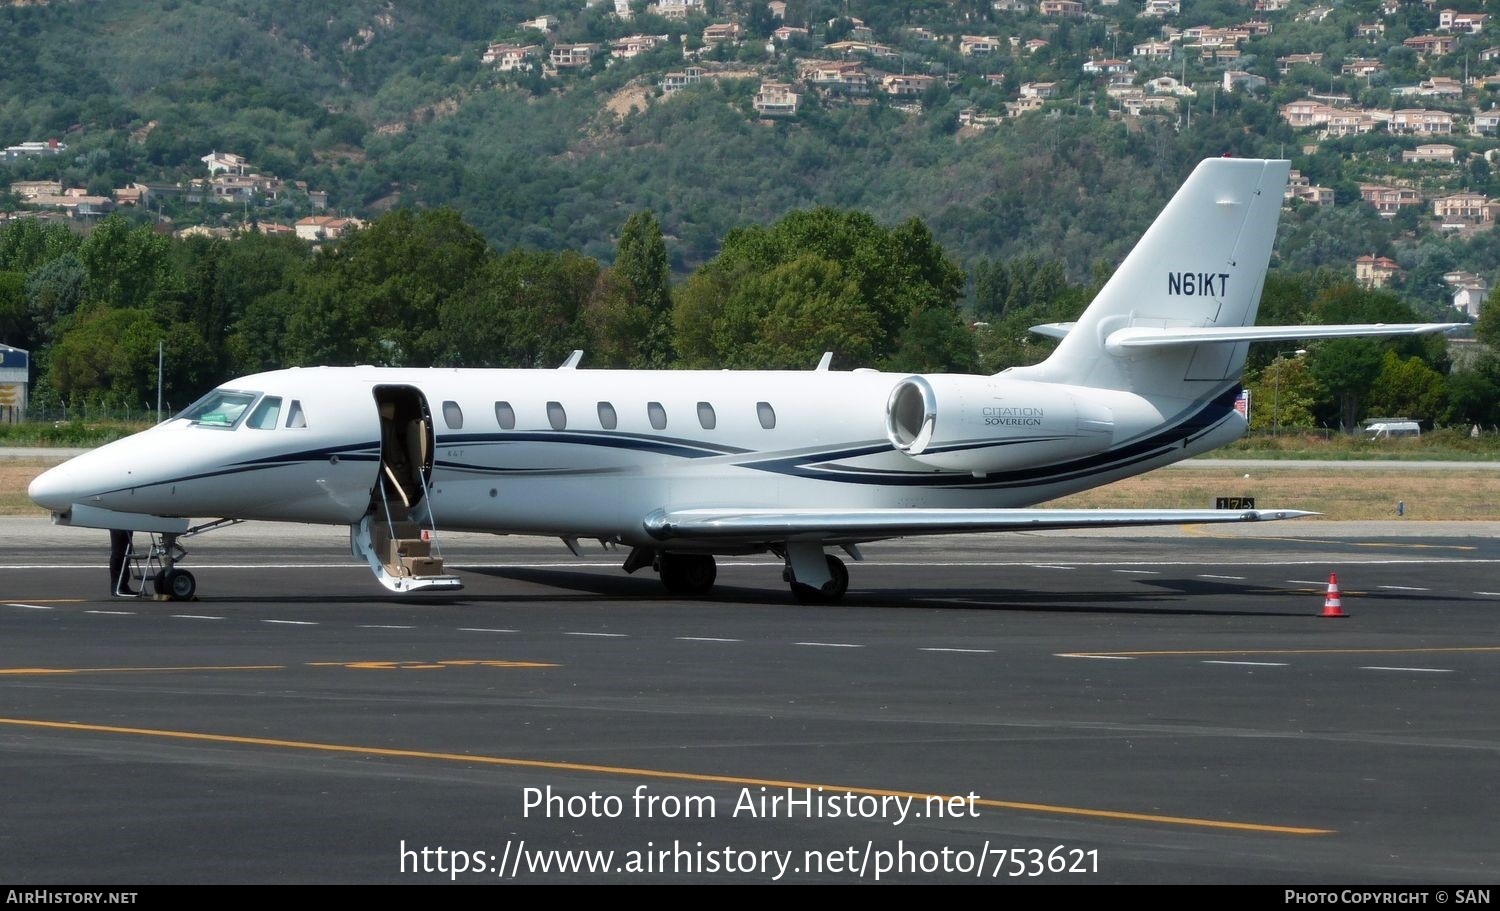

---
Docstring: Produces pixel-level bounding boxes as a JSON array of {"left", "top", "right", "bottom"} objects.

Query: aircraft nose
[{"left": 28, "top": 462, "right": 81, "bottom": 512}]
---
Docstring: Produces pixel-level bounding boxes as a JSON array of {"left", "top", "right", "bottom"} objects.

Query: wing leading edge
[{"left": 643, "top": 507, "right": 1318, "bottom": 544}]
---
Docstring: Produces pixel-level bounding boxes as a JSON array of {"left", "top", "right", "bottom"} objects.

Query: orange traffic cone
[{"left": 1321, "top": 572, "right": 1347, "bottom": 618}]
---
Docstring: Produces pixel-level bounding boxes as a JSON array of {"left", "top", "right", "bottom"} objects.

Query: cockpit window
[
  {"left": 285, "top": 400, "right": 307, "bottom": 429},
  {"left": 176, "top": 390, "right": 257, "bottom": 428},
  {"left": 246, "top": 396, "right": 283, "bottom": 430}
]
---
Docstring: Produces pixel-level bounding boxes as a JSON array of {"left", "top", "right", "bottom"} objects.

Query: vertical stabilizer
[{"left": 1014, "top": 158, "right": 1290, "bottom": 397}]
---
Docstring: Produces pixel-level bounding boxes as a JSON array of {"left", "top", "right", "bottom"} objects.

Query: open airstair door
[{"left": 351, "top": 384, "right": 463, "bottom": 593}]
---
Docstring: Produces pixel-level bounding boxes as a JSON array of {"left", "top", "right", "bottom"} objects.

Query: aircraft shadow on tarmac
[
  {"left": 170, "top": 567, "right": 1483, "bottom": 613},
  {"left": 458, "top": 566, "right": 1317, "bottom": 616}
]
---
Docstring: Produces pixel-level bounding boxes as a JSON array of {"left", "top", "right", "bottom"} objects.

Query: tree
[
  {"left": 1246, "top": 354, "right": 1317, "bottom": 431},
  {"left": 969, "top": 257, "right": 1009, "bottom": 319},
  {"left": 77, "top": 214, "right": 173, "bottom": 311},
  {"left": 284, "top": 208, "right": 493, "bottom": 366},
  {"left": 1307, "top": 338, "right": 1386, "bottom": 432},
  {"left": 1444, "top": 357, "right": 1500, "bottom": 427},
  {"left": 437, "top": 249, "right": 598, "bottom": 369},
  {"left": 582, "top": 268, "right": 653, "bottom": 369},
  {"left": 0, "top": 272, "right": 29, "bottom": 349},
  {"left": 1367, "top": 349, "right": 1447, "bottom": 425},
  {"left": 0, "top": 218, "right": 80, "bottom": 275},
  {"left": 1476, "top": 285, "right": 1500, "bottom": 349},
  {"left": 613, "top": 210, "right": 674, "bottom": 367},
  {"left": 25, "top": 254, "right": 86, "bottom": 346},
  {"left": 43, "top": 307, "right": 213, "bottom": 409},
  {"left": 732, "top": 254, "right": 880, "bottom": 369},
  {"left": 886, "top": 306, "right": 979, "bottom": 374},
  {"left": 679, "top": 206, "right": 969, "bottom": 369}
]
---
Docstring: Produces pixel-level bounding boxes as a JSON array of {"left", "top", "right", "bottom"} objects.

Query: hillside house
[
  {"left": 1278, "top": 53, "right": 1323, "bottom": 73},
  {"left": 1390, "top": 108, "right": 1455, "bottom": 134},
  {"left": 1039, "top": 0, "right": 1084, "bottom": 16},
  {"left": 960, "top": 35, "right": 1004, "bottom": 56},
  {"left": 1132, "top": 39, "right": 1174, "bottom": 58},
  {"left": 483, "top": 44, "right": 540, "bottom": 70},
  {"left": 1445, "top": 271, "right": 1489, "bottom": 317},
  {"left": 1224, "top": 70, "right": 1267, "bottom": 91},
  {"left": 650, "top": 0, "right": 704, "bottom": 19},
  {"left": 1286, "top": 170, "right": 1334, "bottom": 206},
  {"left": 201, "top": 151, "right": 249, "bottom": 176},
  {"left": 1355, "top": 255, "right": 1402, "bottom": 288},
  {"left": 660, "top": 67, "right": 704, "bottom": 93},
  {"left": 1439, "top": 9, "right": 1488, "bottom": 32},
  {"left": 883, "top": 74, "right": 937, "bottom": 97},
  {"left": 753, "top": 82, "right": 801, "bottom": 116},
  {"left": 1360, "top": 184, "right": 1425, "bottom": 216},
  {"left": 550, "top": 44, "right": 599, "bottom": 68},
  {"left": 295, "top": 216, "right": 363, "bottom": 242},
  {"left": 1405, "top": 34, "right": 1459, "bottom": 55},
  {"left": 1434, "top": 192, "right": 1494, "bottom": 225},
  {"left": 1403, "top": 144, "right": 1458, "bottom": 163}
]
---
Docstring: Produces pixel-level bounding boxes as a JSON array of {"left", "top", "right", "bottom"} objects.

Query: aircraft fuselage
[{"left": 29, "top": 365, "right": 1244, "bottom": 548}]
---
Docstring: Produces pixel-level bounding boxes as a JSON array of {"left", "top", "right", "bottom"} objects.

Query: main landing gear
[
  {"left": 624, "top": 546, "right": 850, "bottom": 603},
  {"left": 787, "top": 554, "right": 849, "bottom": 604},
  {"left": 658, "top": 552, "right": 718, "bottom": 596}
]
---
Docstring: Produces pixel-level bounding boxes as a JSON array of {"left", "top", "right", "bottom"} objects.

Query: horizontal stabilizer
[
  {"left": 1105, "top": 322, "right": 1463, "bottom": 353},
  {"left": 644, "top": 507, "right": 1317, "bottom": 544}
]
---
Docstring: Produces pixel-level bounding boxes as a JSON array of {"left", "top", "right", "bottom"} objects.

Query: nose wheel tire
[{"left": 157, "top": 568, "right": 197, "bottom": 602}]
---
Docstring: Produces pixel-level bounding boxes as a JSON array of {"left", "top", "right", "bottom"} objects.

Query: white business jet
[{"left": 28, "top": 158, "right": 1460, "bottom": 602}]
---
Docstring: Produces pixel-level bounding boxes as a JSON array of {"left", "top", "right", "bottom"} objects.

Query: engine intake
[{"left": 885, "top": 375, "right": 1115, "bottom": 474}]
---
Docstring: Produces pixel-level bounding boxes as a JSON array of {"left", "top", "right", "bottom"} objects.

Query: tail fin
[{"left": 1015, "top": 158, "right": 1290, "bottom": 396}]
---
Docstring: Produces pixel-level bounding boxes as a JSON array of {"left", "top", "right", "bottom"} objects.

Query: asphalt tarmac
[{"left": 3, "top": 518, "right": 1498, "bottom": 884}]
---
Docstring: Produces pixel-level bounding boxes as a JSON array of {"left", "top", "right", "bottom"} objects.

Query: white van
[{"left": 1363, "top": 420, "right": 1421, "bottom": 440}]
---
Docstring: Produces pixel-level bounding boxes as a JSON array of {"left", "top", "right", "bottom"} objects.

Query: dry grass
[
  {"left": 1, "top": 459, "right": 59, "bottom": 516},
  {"left": 4, "top": 458, "right": 1494, "bottom": 521},
  {"left": 1047, "top": 467, "right": 1500, "bottom": 520}
]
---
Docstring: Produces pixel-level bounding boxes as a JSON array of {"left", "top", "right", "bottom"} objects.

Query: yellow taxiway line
[{"left": 0, "top": 716, "right": 1331, "bottom": 836}]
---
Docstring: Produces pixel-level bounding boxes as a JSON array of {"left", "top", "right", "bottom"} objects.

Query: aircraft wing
[{"left": 643, "top": 507, "right": 1317, "bottom": 545}]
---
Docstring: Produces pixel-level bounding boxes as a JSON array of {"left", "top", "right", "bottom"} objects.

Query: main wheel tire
[
  {"left": 659, "top": 553, "right": 717, "bottom": 596},
  {"left": 789, "top": 554, "right": 849, "bottom": 604},
  {"left": 160, "top": 568, "right": 197, "bottom": 602}
]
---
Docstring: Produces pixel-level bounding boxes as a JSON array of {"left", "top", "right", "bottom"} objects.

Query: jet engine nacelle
[{"left": 885, "top": 375, "right": 1116, "bottom": 474}]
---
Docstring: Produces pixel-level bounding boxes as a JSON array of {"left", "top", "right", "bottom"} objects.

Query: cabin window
[
  {"left": 757, "top": 401, "right": 776, "bottom": 430},
  {"left": 495, "top": 401, "right": 516, "bottom": 430},
  {"left": 442, "top": 400, "right": 463, "bottom": 430},
  {"left": 246, "top": 396, "right": 282, "bottom": 430},
  {"left": 285, "top": 400, "right": 306, "bottom": 429},
  {"left": 547, "top": 401, "right": 567, "bottom": 431},
  {"left": 176, "top": 389, "right": 256, "bottom": 428},
  {"left": 647, "top": 401, "right": 667, "bottom": 430},
  {"left": 697, "top": 402, "right": 716, "bottom": 430},
  {"left": 597, "top": 402, "right": 618, "bottom": 430}
]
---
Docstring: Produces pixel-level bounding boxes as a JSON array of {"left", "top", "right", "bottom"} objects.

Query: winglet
[
  {"left": 815, "top": 352, "right": 834, "bottom": 371},
  {"left": 558, "top": 350, "right": 584, "bottom": 369}
]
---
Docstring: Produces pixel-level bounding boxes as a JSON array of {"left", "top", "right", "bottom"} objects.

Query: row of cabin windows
[{"left": 441, "top": 400, "right": 777, "bottom": 432}]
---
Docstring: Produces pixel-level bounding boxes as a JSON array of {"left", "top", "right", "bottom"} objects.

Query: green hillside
[{"left": 5, "top": 0, "right": 1490, "bottom": 288}]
